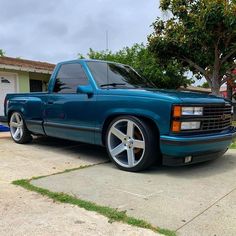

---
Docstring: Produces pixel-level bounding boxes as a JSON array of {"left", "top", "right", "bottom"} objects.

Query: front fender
[
  {"left": 102, "top": 108, "right": 161, "bottom": 128},
  {"left": 94, "top": 107, "right": 169, "bottom": 146}
]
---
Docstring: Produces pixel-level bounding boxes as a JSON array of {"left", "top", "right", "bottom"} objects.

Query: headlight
[
  {"left": 172, "top": 121, "right": 201, "bottom": 132},
  {"left": 173, "top": 106, "right": 203, "bottom": 117},
  {"left": 181, "top": 121, "right": 201, "bottom": 130},
  {"left": 182, "top": 107, "right": 203, "bottom": 116},
  {"left": 172, "top": 105, "right": 202, "bottom": 132}
]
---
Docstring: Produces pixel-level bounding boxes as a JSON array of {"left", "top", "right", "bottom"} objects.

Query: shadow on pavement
[{"left": 32, "top": 136, "right": 236, "bottom": 179}]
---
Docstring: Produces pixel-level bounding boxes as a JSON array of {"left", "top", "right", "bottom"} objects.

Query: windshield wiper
[{"left": 100, "top": 83, "right": 126, "bottom": 88}]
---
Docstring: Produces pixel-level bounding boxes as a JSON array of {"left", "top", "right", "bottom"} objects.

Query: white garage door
[{"left": 0, "top": 73, "right": 17, "bottom": 116}]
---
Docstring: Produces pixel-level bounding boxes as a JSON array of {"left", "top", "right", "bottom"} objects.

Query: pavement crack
[
  {"left": 176, "top": 186, "right": 236, "bottom": 232},
  {"left": 114, "top": 188, "right": 148, "bottom": 199}
]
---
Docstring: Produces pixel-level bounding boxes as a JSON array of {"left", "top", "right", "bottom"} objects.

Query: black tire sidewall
[
  {"left": 10, "top": 112, "right": 32, "bottom": 144},
  {"left": 105, "top": 116, "right": 157, "bottom": 172}
]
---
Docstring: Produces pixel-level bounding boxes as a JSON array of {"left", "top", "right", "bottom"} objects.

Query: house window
[{"left": 30, "top": 79, "right": 43, "bottom": 92}]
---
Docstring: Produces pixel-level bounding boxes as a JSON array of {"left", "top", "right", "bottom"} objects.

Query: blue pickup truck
[{"left": 1, "top": 59, "right": 236, "bottom": 171}]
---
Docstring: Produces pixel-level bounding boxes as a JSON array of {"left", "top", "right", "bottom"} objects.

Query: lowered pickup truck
[{"left": 1, "top": 59, "right": 236, "bottom": 171}]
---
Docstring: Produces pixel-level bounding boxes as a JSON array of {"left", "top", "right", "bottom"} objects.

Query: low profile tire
[
  {"left": 9, "top": 112, "right": 32, "bottom": 144},
  {"left": 105, "top": 116, "right": 158, "bottom": 172}
]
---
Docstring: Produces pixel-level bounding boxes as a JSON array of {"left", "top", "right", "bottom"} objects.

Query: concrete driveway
[
  {"left": 0, "top": 132, "right": 158, "bottom": 236},
  {"left": 1, "top": 132, "right": 236, "bottom": 236},
  {"left": 32, "top": 154, "right": 236, "bottom": 236}
]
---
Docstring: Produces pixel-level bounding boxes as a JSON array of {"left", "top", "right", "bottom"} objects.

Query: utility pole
[{"left": 106, "top": 30, "right": 109, "bottom": 53}]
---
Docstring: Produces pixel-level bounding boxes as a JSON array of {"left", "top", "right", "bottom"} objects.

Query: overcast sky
[{"left": 0, "top": 0, "right": 160, "bottom": 63}]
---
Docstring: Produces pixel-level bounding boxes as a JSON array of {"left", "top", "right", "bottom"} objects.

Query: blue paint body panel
[
  {"left": 0, "top": 125, "right": 9, "bottom": 132},
  {"left": 1, "top": 59, "right": 236, "bottom": 165}
]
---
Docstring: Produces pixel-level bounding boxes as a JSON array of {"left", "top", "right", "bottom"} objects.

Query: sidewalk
[
  {"left": 32, "top": 150, "right": 236, "bottom": 236},
  {"left": 0, "top": 134, "right": 158, "bottom": 236}
]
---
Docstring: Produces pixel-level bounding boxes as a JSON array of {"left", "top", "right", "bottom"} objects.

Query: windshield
[{"left": 86, "top": 61, "right": 155, "bottom": 89}]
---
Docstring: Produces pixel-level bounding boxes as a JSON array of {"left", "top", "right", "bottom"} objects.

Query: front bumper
[
  {"left": 160, "top": 127, "right": 236, "bottom": 166},
  {"left": 162, "top": 149, "right": 228, "bottom": 166}
]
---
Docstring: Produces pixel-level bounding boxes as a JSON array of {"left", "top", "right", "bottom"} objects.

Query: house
[{"left": 0, "top": 56, "right": 55, "bottom": 116}]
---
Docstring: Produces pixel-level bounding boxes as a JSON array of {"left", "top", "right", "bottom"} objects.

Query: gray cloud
[
  {"left": 37, "top": 21, "right": 69, "bottom": 37},
  {"left": 0, "top": 0, "right": 160, "bottom": 63},
  {"left": 0, "top": 0, "right": 57, "bottom": 23}
]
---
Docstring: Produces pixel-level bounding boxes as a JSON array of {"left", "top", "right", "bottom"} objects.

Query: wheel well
[
  {"left": 101, "top": 115, "right": 160, "bottom": 146},
  {"left": 7, "top": 110, "right": 14, "bottom": 123},
  {"left": 7, "top": 110, "right": 23, "bottom": 123}
]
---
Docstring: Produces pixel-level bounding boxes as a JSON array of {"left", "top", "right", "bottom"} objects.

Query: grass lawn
[
  {"left": 13, "top": 173, "right": 176, "bottom": 236},
  {"left": 231, "top": 121, "right": 236, "bottom": 149}
]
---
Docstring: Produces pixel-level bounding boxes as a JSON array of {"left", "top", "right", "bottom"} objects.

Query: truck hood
[
  {"left": 151, "top": 89, "right": 227, "bottom": 104},
  {"left": 99, "top": 88, "right": 228, "bottom": 104}
]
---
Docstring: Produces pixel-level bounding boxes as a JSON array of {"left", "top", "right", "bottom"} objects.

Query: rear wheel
[
  {"left": 9, "top": 112, "right": 32, "bottom": 144},
  {"left": 106, "top": 116, "right": 158, "bottom": 172}
]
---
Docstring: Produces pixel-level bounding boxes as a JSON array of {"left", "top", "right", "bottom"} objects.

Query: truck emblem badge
[{"left": 221, "top": 114, "right": 231, "bottom": 120}]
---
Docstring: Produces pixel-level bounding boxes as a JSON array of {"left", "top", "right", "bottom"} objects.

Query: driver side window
[{"left": 53, "top": 63, "right": 88, "bottom": 93}]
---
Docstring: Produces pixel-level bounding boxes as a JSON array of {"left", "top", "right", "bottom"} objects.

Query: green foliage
[
  {"left": 79, "top": 44, "right": 191, "bottom": 89},
  {"left": 149, "top": 0, "right": 236, "bottom": 95},
  {"left": 231, "top": 122, "right": 236, "bottom": 149},
  {"left": 199, "top": 82, "right": 210, "bottom": 88},
  {"left": 13, "top": 175, "right": 176, "bottom": 236},
  {"left": 231, "top": 142, "right": 236, "bottom": 149},
  {"left": 0, "top": 49, "right": 5, "bottom": 56}
]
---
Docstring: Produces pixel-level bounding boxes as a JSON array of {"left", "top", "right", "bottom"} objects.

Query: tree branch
[
  {"left": 221, "top": 77, "right": 228, "bottom": 85},
  {"left": 182, "top": 57, "right": 206, "bottom": 75},
  {"left": 213, "top": 40, "right": 221, "bottom": 82},
  {"left": 220, "top": 63, "right": 236, "bottom": 85},
  {"left": 221, "top": 48, "right": 236, "bottom": 64},
  {"left": 221, "top": 75, "right": 236, "bottom": 86},
  {"left": 181, "top": 57, "right": 211, "bottom": 84},
  {"left": 225, "top": 35, "right": 232, "bottom": 49}
]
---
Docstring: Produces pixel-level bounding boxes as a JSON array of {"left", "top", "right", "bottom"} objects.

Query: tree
[
  {"left": 148, "top": 0, "right": 236, "bottom": 95},
  {"left": 199, "top": 82, "right": 210, "bottom": 88},
  {"left": 79, "top": 44, "right": 191, "bottom": 89},
  {"left": 226, "top": 69, "right": 236, "bottom": 99},
  {"left": 0, "top": 49, "right": 5, "bottom": 56}
]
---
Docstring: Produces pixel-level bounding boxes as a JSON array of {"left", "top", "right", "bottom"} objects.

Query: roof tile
[{"left": 0, "top": 56, "right": 55, "bottom": 71}]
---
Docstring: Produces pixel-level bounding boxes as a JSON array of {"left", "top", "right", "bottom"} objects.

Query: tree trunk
[
  {"left": 227, "top": 82, "right": 233, "bottom": 100},
  {"left": 210, "top": 76, "right": 221, "bottom": 96},
  {"left": 211, "top": 45, "right": 221, "bottom": 96}
]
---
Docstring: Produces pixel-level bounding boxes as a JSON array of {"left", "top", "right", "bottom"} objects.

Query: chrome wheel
[
  {"left": 107, "top": 119, "right": 145, "bottom": 168},
  {"left": 10, "top": 112, "right": 24, "bottom": 141}
]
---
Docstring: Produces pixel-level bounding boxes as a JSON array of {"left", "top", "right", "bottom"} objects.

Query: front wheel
[
  {"left": 105, "top": 116, "right": 158, "bottom": 172},
  {"left": 9, "top": 112, "right": 32, "bottom": 144}
]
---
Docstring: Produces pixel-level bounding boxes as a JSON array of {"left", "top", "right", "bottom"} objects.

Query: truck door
[{"left": 44, "top": 62, "right": 96, "bottom": 144}]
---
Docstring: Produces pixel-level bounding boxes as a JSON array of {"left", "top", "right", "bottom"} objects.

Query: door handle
[{"left": 47, "top": 101, "right": 54, "bottom": 105}]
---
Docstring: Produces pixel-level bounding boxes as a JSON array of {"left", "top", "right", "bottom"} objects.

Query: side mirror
[{"left": 76, "top": 85, "right": 94, "bottom": 96}]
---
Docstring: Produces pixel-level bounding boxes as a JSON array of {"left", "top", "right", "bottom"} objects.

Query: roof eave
[{"left": 0, "top": 64, "right": 53, "bottom": 74}]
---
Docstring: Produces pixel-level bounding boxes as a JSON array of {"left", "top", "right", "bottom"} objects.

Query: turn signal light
[
  {"left": 172, "top": 121, "right": 181, "bottom": 132},
  {"left": 173, "top": 106, "right": 182, "bottom": 118}
]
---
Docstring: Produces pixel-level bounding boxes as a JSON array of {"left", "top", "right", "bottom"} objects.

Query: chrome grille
[{"left": 201, "top": 104, "right": 232, "bottom": 132}]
